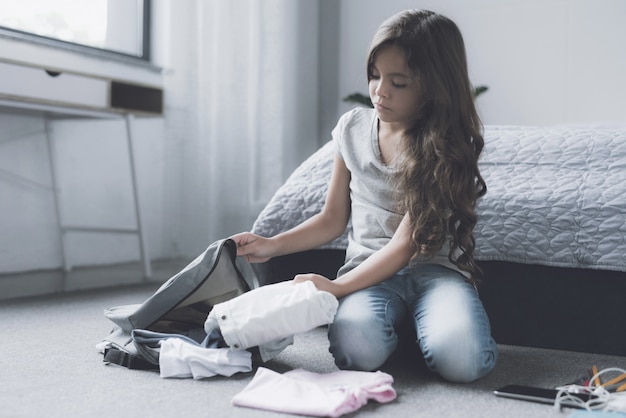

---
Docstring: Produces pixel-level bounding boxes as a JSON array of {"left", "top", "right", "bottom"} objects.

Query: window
[{"left": 0, "top": 0, "right": 150, "bottom": 61}]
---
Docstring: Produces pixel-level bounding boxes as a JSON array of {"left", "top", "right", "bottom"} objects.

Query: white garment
[
  {"left": 158, "top": 338, "right": 252, "bottom": 379},
  {"left": 232, "top": 367, "right": 397, "bottom": 417},
  {"left": 158, "top": 280, "right": 337, "bottom": 380},
  {"left": 205, "top": 281, "right": 338, "bottom": 350}
]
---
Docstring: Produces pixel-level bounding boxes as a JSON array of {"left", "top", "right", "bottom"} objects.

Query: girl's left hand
[{"left": 293, "top": 273, "right": 344, "bottom": 298}]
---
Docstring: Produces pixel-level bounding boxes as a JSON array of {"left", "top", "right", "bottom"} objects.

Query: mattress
[{"left": 252, "top": 125, "right": 626, "bottom": 272}]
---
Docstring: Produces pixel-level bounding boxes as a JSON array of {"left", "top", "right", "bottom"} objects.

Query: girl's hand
[
  {"left": 293, "top": 273, "right": 344, "bottom": 298},
  {"left": 229, "top": 232, "right": 276, "bottom": 263}
]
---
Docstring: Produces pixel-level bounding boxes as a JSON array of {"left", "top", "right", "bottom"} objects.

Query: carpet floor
[{"left": 1, "top": 283, "right": 625, "bottom": 418}]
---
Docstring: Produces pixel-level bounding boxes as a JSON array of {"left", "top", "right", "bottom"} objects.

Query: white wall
[{"left": 332, "top": 0, "right": 626, "bottom": 126}]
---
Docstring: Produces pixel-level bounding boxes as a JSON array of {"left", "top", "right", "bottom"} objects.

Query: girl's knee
[
  {"left": 328, "top": 315, "right": 397, "bottom": 371},
  {"left": 421, "top": 332, "right": 498, "bottom": 383},
  {"left": 328, "top": 286, "right": 404, "bottom": 371},
  {"left": 416, "top": 275, "right": 498, "bottom": 382}
]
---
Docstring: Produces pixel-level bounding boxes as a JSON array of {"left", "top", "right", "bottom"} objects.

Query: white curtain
[{"left": 154, "top": 0, "right": 321, "bottom": 256}]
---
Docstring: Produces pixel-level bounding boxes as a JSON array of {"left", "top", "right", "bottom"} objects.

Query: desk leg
[
  {"left": 124, "top": 114, "right": 152, "bottom": 279},
  {"left": 44, "top": 117, "right": 71, "bottom": 272}
]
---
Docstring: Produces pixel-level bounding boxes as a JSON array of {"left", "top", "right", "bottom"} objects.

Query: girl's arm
[
  {"left": 231, "top": 153, "right": 351, "bottom": 262},
  {"left": 294, "top": 213, "right": 415, "bottom": 298}
]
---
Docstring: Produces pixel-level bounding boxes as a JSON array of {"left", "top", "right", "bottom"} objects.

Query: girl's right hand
[{"left": 229, "top": 232, "right": 276, "bottom": 263}]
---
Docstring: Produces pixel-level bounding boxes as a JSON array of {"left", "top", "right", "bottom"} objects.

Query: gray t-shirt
[{"left": 333, "top": 107, "right": 465, "bottom": 277}]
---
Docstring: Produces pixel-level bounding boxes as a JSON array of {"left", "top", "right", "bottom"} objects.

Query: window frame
[{"left": 0, "top": 0, "right": 152, "bottom": 66}]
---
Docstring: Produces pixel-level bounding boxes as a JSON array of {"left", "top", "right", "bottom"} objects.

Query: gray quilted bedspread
[{"left": 252, "top": 125, "right": 626, "bottom": 272}]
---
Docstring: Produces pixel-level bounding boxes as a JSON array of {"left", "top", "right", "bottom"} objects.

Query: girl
[{"left": 231, "top": 9, "right": 497, "bottom": 383}]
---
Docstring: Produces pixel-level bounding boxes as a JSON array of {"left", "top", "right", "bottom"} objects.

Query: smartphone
[{"left": 494, "top": 384, "right": 596, "bottom": 409}]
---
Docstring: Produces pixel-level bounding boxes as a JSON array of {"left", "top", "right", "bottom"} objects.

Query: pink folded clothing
[{"left": 232, "top": 367, "right": 397, "bottom": 417}]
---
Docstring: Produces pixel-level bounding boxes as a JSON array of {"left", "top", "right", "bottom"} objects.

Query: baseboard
[{"left": 0, "top": 258, "right": 187, "bottom": 301}]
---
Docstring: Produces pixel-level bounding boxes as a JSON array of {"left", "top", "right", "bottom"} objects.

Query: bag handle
[{"left": 103, "top": 347, "right": 159, "bottom": 371}]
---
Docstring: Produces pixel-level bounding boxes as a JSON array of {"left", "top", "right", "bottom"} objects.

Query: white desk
[{"left": 0, "top": 60, "right": 163, "bottom": 279}]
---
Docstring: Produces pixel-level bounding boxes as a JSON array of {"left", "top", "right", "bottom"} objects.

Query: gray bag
[{"left": 100, "top": 238, "right": 258, "bottom": 369}]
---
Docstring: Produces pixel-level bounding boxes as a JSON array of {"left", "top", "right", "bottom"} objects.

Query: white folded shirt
[
  {"left": 205, "top": 280, "right": 338, "bottom": 351},
  {"left": 158, "top": 337, "right": 252, "bottom": 379}
]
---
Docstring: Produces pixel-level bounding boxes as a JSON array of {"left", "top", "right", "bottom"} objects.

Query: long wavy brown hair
[{"left": 367, "top": 10, "right": 487, "bottom": 283}]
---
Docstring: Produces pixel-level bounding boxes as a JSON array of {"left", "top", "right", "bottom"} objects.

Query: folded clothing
[
  {"left": 141, "top": 280, "right": 339, "bottom": 380},
  {"left": 232, "top": 367, "right": 397, "bottom": 417},
  {"left": 205, "top": 280, "right": 338, "bottom": 350},
  {"left": 159, "top": 337, "right": 252, "bottom": 379}
]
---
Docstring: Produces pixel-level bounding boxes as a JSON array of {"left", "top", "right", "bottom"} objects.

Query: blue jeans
[{"left": 328, "top": 264, "right": 498, "bottom": 383}]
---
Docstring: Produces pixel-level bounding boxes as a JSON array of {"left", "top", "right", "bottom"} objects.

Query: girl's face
[{"left": 368, "top": 44, "right": 422, "bottom": 129}]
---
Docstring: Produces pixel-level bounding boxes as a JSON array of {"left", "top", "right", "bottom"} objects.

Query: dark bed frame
[{"left": 253, "top": 249, "right": 626, "bottom": 357}]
